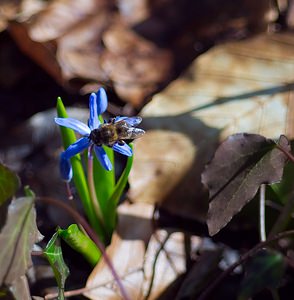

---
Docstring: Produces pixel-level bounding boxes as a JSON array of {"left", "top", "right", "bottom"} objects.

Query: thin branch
[
  {"left": 259, "top": 184, "right": 266, "bottom": 242},
  {"left": 36, "top": 196, "right": 131, "bottom": 300},
  {"left": 144, "top": 233, "right": 170, "bottom": 300},
  {"left": 198, "top": 229, "right": 294, "bottom": 300}
]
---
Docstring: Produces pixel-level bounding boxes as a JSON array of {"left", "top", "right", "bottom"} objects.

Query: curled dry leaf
[{"left": 129, "top": 33, "right": 294, "bottom": 222}]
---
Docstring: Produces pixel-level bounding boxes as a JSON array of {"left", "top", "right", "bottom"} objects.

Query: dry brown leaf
[
  {"left": 8, "top": 21, "right": 64, "bottom": 85},
  {"left": 129, "top": 33, "right": 294, "bottom": 221},
  {"left": 0, "top": 0, "right": 20, "bottom": 31},
  {"left": 85, "top": 202, "right": 201, "bottom": 299},
  {"left": 117, "top": 0, "right": 150, "bottom": 25},
  {"left": 85, "top": 202, "right": 153, "bottom": 300},
  {"left": 28, "top": 0, "right": 109, "bottom": 42},
  {"left": 143, "top": 231, "right": 201, "bottom": 300},
  {"left": 101, "top": 24, "right": 173, "bottom": 106},
  {"left": 56, "top": 12, "right": 110, "bottom": 81}
]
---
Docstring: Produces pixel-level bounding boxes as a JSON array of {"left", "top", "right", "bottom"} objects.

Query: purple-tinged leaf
[{"left": 202, "top": 133, "right": 290, "bottom": 236}]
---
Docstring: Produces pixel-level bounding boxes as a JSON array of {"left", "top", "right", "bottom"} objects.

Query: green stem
[{"left": 87, "top": 146, "right": 106, "bottom": 232}]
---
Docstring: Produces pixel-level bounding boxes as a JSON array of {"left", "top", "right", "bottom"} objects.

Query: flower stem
[
  {"left": 87, "top": 146, "right": 106, "bottom": 230},
  {"left": 37, "top": 196, "right": 131, "bottom": 300}
]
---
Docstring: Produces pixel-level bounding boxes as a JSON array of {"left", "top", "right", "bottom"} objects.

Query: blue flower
[{"left": 55, "top": 88, "right": 143, "bottom": 181}]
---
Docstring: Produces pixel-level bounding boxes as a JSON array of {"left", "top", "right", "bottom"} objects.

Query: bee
[{"left": 89, "top": 116, "right": 145, "bottom": 147}]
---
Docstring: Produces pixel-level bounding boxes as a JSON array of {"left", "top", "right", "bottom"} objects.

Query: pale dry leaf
[
  {"left": 56, "top": 11, "right": 110, "bottom": 81},
  {"left": 0, "top": 0, "right": 20, "bottom": 31},
  {"left": 85, "top": 202, "right": 154, "bottom": 300},
  {"left": 0, "top": 197, "right": 40, "bottom": 285},
  {"left": 85, "top": 202, "right": 201, "bottom": 300},
  {"left": 129, "top": 33, "right": 294, "bottom": 221},
  {"left": 101, "top": 24, "right": 173, "bottom": 106},
  {"left": 143, "top": 230, "right": 201, "bottom": 300},
  {"left": 9, "top": 275, "right": 31, "bottom": 300},
  {"left": 117, "top": 0, "right": 150, "bottom": 25},
  {"left": 28, "top": 0, "right": 108, "bottom": 42}
]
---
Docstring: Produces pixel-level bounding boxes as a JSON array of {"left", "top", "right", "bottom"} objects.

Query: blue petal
[
  {"left": 94, "top": 146, "right": 112, "bottom": 171},
  {"left": 55, "top": 118, "right": 91, "bottom": 135},
  {"left": 114, "top": 116, "right": 142, "bottom": 126},
  {"left": 89, "top": 93, "right": 100, "bottom": 130},
  {"left": 112, "top": 142, "right": 133, "bottom": 156},
  {"left": 63, "top": 137, "right": 91, "bottom": 159},
  {"left": 96, "top": 88, "right": 108, "bottom": 115},
  {"left": 60, "top": 153, "right": 73, "bottom": 182}
]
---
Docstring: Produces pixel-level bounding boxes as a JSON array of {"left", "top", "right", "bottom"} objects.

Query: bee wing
[
  {"left": 115, "top": 116, "right": 142, "bottom": 126},
  {"left": 126, "top": 127, "right": 145, "bottom": 139}
]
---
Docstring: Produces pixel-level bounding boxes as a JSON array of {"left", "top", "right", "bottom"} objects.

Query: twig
[
  {"left": 144, "top": 233, "right": 170, "bottom": 300},
  {"left": 259, "top": 184, "right": 266, "bottom": 242},
  {"left": 198, "top": 229, "right": 294, "bottom": 300},
  {"left": 36, "top": 196, "right": 131, "bottom": 300}
]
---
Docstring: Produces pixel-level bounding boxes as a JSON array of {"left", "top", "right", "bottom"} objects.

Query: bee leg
[{"left": 109, "top": 118, "right": 115, "bottom": 124}]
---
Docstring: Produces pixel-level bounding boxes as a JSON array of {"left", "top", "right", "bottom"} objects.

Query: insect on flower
[{"left": 55, "top": 88, "right": 145, "bottom": 181}]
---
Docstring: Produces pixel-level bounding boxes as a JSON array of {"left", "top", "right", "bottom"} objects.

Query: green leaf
[
  {"left": 24, "top": 186, "right": 35, "bottom": 198},
  {"left": 0, "top": 163, "right": 20, "bottom": 206},
  {"left": 202, "top": 134, "right": 290, "bottom": 236},
  {"left": 106, "top": 144, "right": 134, "bottom": 232},
  {"left": 56, "top": 98, "right": 99, "bottom": 234},
  {"left": 58, "top": 224, "right": 101, "bottom": 267},
  {"left": 43, "top": 232, "right": 70, "bottom": 300},
  {"left": 268, "top": 138, "right": 294, "bottom": 205},
  {"left": 238, "top": 249, "right": 285, "bottom": 300},
  {"left": 0, "top": 197, "right": 40, "bottom": 286}
]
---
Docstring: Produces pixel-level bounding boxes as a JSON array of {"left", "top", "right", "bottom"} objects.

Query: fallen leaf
[
  {"left": 202, "top": 133, "right": 290, "bottom": 236},
  {"left": 0, "top": 197, "right": 40, "bottom": 286},
  {"left": 85, "top": 202, "right": 153, "bottom": 300},
  {"left": 129, "top": 33, "right": 294, "bottom": 222},
  {"left": 8, "top": 21, "right": 64, "bottom": 85},
  {"left": 28, "top": 0, "right": 108, "bottom": 42},
  {"left": 101, "top": 24, "right": 173, "bottom": 106},
  {"left": 9, "top": 275, "right": 31, "bottom": 300},
  {"left": 85, "top": 202, "right": 201, "bottom": 299},
  {"left": 56, "top": 11, "right": 110, "bottom": 81}
]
